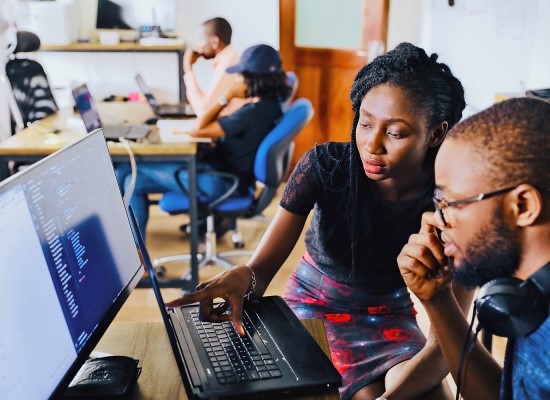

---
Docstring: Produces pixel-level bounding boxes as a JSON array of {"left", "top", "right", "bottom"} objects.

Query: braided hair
[{"left": 347, "top": 42, "right": 466, "bottom": 283}]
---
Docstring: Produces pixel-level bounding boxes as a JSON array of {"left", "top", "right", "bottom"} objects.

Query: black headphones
[{"left": 475, "top": 262, "right": 550, "bottom": 338}]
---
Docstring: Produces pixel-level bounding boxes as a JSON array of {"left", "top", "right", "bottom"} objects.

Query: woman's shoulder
[
  {"left": 302, "top": 142, "right": 350, "bottom": 191},
  {"left": 307, "top": 142, "right": 349, "bottom": 171}
]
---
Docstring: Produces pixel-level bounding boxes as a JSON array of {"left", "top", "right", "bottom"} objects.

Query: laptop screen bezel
[
  {"left": 134, "top": 74, "right": 160, "bottom": 113},
  {"left": 126, "top": 206, "right": 197, "bottom": 396},
  {"left": 71, "top": 83, "right": 104, "bottom": 132},
  {"left": 0, "top": 130, "right": 144, "bottom": 399}
]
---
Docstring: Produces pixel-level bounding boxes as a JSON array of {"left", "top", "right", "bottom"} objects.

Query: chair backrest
[
  {"left": 281, "top": 71, "right": 299, "bottom": 112},
  {"left": 5, "top": 31, "right": 58, "bottom": 126},
  {"left": 252, "top": 97, "right": 313, "bottom": 214}
]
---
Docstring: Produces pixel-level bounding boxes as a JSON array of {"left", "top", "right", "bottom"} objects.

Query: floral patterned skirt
[{"left": 283, "top": 256, "right": 426, "bottom": 400}]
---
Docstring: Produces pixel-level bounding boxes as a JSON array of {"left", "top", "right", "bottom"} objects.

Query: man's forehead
[{"left": 435, "top": 139, "right": 487, "bottom": 193}]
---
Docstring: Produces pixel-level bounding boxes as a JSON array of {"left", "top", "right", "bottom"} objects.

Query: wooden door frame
[{"left": 279, "top": 0, "right": 389, "bottom": 160}]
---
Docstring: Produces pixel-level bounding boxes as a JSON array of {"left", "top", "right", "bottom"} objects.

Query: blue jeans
[{"left": 115, "top": 162, "right": 236, "bottom": 236}]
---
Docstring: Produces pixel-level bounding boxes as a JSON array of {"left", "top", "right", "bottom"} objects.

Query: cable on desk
[{"left": 119, "top": 137, "right": 137, "bottom": 209}]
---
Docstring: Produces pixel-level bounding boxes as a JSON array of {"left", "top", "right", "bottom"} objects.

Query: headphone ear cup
[{"left": 476, "top": 277, "right": 548, "bottom": 338}]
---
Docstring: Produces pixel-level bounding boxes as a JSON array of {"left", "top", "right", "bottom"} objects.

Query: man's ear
[
  {"left": 210, "top": 36, "right": 219, "bottom": 50},
  {"left": 428, "top": 121, "right": 449, "bottom": 147},
  {"left": 512, "top": 184, "right": 543, "bottom": 227}
]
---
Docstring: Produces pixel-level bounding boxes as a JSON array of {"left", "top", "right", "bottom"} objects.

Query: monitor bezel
[{"left": 0, "top": 130, "right": 145, "bottom": 400}]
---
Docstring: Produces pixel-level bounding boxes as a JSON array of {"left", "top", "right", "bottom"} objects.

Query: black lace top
[{"left": 280, "top": 142, "right": 434, "bottom": 293}]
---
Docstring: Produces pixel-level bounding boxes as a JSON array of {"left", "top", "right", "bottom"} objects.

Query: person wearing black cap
[{"left": 116, "top": 44, "right": 292, "bottom": 237}]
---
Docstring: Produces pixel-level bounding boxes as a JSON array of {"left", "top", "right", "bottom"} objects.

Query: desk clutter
[{"left": 63, "top": 356, "right": 141, "bottom": 399}]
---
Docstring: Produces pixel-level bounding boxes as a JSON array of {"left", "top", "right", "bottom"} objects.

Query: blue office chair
[
  {"left": 5, "top": 31, "right": 58, "bottom": 129},
  {"left": 153, "top": 98, "right": 314, "bottom": 275},
  {"left": 281, "top": 71, "right": 299, "bottom": 112}
]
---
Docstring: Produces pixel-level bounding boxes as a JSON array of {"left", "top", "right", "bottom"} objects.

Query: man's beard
[{"left": 448, "top": 208, "right": 521, "bottom": 289}]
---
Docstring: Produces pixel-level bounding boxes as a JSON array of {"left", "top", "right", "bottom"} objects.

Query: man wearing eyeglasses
[{"left": 397, "top": 97, "right": 550, "bottom": 400}]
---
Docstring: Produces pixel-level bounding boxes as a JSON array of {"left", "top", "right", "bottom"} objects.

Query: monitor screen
[
  {"left": 0, "top": 131, "right": 143, "bottom": 399},
  {"left": 96, "top": 0, "right": 178, "bottom": 32}
]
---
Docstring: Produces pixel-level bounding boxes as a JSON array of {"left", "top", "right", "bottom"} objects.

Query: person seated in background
[
  {"left": 167, "top": 43, "right": 470, "bottom": 400},
  {"left": 116, "top": 44, "right": 291, "bottom": 239},
  {"left": 397, "top": 97, "right": 550, "bottom": 399},
  {"left": 183, "top": 17, "right": 242, "bottom": 118}
]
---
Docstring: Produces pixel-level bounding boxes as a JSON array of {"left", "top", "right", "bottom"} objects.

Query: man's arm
[
  {"left": 397, "top": 212, "right": 502, "bottom": 400},
  {"left": 382, "top": 284, "right": 474, "bottom": 400},
  {"left": 193, "top": 78, "right": 247, "bottom": 129}
]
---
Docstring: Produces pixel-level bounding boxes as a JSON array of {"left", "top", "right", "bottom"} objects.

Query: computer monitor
[
  {"left": 96, "top": 0, "right": 178, "bottom": 33},
  {"left": 0, "top": 130, "right": 143, "bottom": 399}
]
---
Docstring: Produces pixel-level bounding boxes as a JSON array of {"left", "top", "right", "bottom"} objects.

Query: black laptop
[
  {"left": 128, "top": 210, "right": 342, "bottom": 399},
  {"left": 72, "top": 83, "right": 151, "bottom": 141},
  {"left": 135, "top": 73, "right": 196, "bottom": 118}
]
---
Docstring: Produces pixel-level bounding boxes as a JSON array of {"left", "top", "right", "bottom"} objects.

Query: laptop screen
[
  {"left": 72, "top": 84, "right": 103, "bottom": 132},
  {"left": 0, "top": 131, "right": 143, "bottom": 399},
  {"left": 135, "top": 74, "right": 160, "bottom": 111}
]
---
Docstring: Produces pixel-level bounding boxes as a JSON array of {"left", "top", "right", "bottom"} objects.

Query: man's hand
[
  {"left": 165, "top": 265, "right": 255, "bottom": 336},
  {"left": 183, "top": 49, "right": 203, "bottom": 74},
  {"left": 397, "top": 211, "right": 452, "bottom": 302}
]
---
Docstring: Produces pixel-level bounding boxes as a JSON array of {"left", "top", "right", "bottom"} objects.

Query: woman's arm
[
  {"left": 189, "top": 121, "right": 225, "bottom": 139},
  {"left": 247, "top": 207, "right": 308, "bottom": 294},
  {"left": 382, "top": 284, "right": 474, "bottom": 400},
  {"left": 166, "top": 207, "right": 307, "bottom": 335}
]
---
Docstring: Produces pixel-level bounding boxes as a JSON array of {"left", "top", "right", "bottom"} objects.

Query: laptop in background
[
  {"left": 127, "top": 208, "right": 341, "bottom": 400},
  {"left": 72, "top": 83, "right": 151, "bottom": 141},
  {"left": 135, "top": 73, "right": 195, "bottom": 118},
  {"left": 0, "top": 130, "right": 144, "bottom": 400}
]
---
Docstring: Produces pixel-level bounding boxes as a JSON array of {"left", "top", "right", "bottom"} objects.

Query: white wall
[
  {"left": 387, "top": 0, "right": 422, "bottom": 51},
  {"left": 387, "top": 0, "right": 550, "bottom": 117},
  {"left": 13, "top": 0, "right": 278, "bottom": 108}
]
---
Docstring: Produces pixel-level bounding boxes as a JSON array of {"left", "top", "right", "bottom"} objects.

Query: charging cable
[
  {"left": 455, "top": 305, "right": 482, "bottom": 400},
  {"left": 119, "top": 137, "right": 138, "bottom": 209}
]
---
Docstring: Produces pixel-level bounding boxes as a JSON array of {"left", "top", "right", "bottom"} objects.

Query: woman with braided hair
[{"left": 169, "top": 43, "right": 471, "bottom": 399}]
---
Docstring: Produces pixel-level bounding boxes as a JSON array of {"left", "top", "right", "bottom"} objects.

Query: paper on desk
[{"left": 157, "top": 119, "right": 212, "bottom": 143}]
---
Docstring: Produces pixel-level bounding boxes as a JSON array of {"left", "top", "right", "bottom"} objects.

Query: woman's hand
[
  {"left": 165, "top": 265, "right": 254, "bottom": 336},
  {"left": 397, "top": 211, "right": 452, "bottom": 302}
]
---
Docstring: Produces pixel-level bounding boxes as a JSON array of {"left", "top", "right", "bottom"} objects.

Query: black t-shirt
[
  {"left": 208, "top": 98, "right": 282, "bottom": 193},
  {"left": 280, "top": 142, "right": 434, "bottom": 293}
]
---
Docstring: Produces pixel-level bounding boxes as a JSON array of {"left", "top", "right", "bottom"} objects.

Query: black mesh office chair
[{"left": 5, "top": 31, "right": 58, "bottom": 128}]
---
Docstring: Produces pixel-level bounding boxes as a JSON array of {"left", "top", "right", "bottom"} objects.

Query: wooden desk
[
  {"left": 0, "top": 103, "right": 200, "bottom": 291},
  {"left": 94, "top": 320, "right": 339, "bottom": 400},
  {"left": 41, "top": 42, "right": 187, "bottom": 102}
]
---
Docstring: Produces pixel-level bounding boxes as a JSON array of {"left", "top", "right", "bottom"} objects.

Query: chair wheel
[
  {"left": 155, "top": 266, "right": 167, "bottom": 277},
  {"left": 234, "top": 241, "right": 245, "bottom": 249}
]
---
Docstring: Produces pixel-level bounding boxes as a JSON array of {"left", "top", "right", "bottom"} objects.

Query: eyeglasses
[{"left": 432, "top": 184, "right": 520, "bottom": 227}]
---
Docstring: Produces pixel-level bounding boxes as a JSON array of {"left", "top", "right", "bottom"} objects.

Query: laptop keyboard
[
  {"left": 190, "top": 310, "right": 283, "bottom": 384},
  {"left": 104, "top": 124, "right": 150, "bottom": 139}
]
